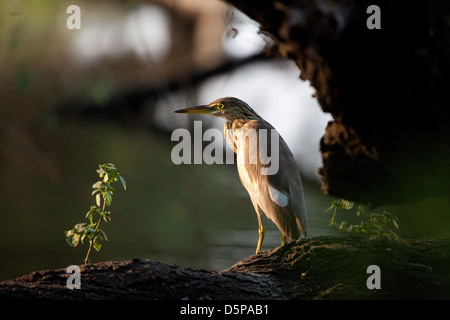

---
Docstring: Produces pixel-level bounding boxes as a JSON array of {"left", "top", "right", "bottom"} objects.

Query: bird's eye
[{"left": 210, "top": 103, "right": 224, "bottom": 109}]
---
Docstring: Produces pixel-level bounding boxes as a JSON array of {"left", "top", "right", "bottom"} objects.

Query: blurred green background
[{"left": 0, "top": 0, "right": 449, "bottom": 281}]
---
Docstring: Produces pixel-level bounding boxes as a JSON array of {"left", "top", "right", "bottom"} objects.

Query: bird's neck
[{"left": 225, "top": 118, "right": 254, "bottom": 130}]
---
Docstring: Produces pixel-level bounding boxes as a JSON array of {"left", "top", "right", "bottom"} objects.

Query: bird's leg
[
  {"left": 255, "top": 209, "right": 265, "bottom": 254},
  {"left": 281, "top": 234, "right": 286, "bottom": 246},
  {"left": 256, "top": 222, "right": 265, "bottom": 254}
]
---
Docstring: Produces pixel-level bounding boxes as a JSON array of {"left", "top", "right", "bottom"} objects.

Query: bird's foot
[{"left": 281, "top": 234, "right": 286, "bottom": 246}]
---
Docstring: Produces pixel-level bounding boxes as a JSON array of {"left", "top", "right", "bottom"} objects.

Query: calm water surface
[{"left": 0, "top": 122, "right": 448, "bottom": 281}]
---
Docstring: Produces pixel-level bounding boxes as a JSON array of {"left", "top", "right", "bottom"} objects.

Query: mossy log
[{"left": 1, "top": 237, "right": 449, "bottom": 300}]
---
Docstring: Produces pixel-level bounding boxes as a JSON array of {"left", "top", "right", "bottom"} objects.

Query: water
[
  {"left": 0, "top": 121, "right": 331, "bottom": 280},
  {"left": 0, "top": 121, "right": 448, "bottom": 281}
]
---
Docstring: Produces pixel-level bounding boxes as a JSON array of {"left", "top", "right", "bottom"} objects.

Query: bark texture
[
  {"left": 1, "top": 237, "right": 449, "bottom": 299},
  {"left": 228, "top": 0, "right": 450, "bottom": 205}
]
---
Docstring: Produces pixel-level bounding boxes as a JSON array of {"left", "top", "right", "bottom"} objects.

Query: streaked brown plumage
[{"left": 174, "top": 97, "right": 307, "bottom": 253}]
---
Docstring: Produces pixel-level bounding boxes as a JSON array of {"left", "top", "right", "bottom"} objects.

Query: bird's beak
[{"left": 173, "top": 105, "right": 212, "bottom": 114}]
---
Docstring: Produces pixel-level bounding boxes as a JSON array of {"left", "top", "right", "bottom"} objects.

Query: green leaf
[
  {"left": 339, "top": 221, "right": 348, "bottom": 230},
  {"left": 93, "top": 237, "right": 102, "bottom": 252},
  {"left": 65, "top": 229, "right": 74, "bottom": 237},
  {"left": 74, "top": 223, "right": 87, "bottom": 232},
  {"left": 97, "top": 165, "right": 105, "bottom": 177},
  {"left": 369, "top": 234, "right": 377, "bottom": 241},
  {"left": 92, "top": 181, "right": 102, "bottom": 189},
  {"left": 339, "top": 199, "right": 354, "bottom": 210},
  {"left": 105, "top": 190, "right": 112, "bottom": 205},
  {"left": 119, "top": 176, "right": 127, "bottom": 190},
  {"left": 101, "top": 210, "right": 111, "bottom": 222},
  {"left": 393, "top": 219, "right": 399, "bottom": 229},
  {"left": 86, "top": 226, "right": 96, "bottom": 234},
  {"left": 66, "top": 235, "right": 74, "bottom": 247},
  {"left": 356, "top": 205, "right": 365, "bottom": 216},
  {"left": 72, "top": 233, "right": 80, "bottom": 247},
  {"left": 97, "top": 229, "right": 108, "bottom": 241},
  {"left": 86, "top": 206, "right": 97, "bottom": 218}
]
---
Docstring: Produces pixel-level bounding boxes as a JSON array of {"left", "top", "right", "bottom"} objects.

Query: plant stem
[
  {"left": 330, "top": 206, "right": 337, "bottom": 226},
  {"left": 84, "top": 192, "right": 107, "bottom": 265},
  {"left": 84, "top": 241, "right": 93, "bottom": 265}
]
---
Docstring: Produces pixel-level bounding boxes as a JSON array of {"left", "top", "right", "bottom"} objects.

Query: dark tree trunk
[
  {"left": 1, "top": 237, "right": 449, "bottom": 299},
  {"left": 227, "top": 0, "right": 450, "bottom": 206}
]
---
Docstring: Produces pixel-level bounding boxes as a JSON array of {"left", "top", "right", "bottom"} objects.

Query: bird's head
[{"left": 174, "top": 97, "right": 260, "bottom": 121}]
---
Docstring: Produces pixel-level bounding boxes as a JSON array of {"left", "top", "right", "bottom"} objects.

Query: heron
[{"left": 174, "top": 97, "right": 307, "bottom": 253}]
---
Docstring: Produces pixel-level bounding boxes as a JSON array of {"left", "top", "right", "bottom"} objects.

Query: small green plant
[
  {"left": 65, "top": 163, "right": 126, "bottom": 264},
  {"left": 327, "top": 198, "right": 400, "bottom": 241}
]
